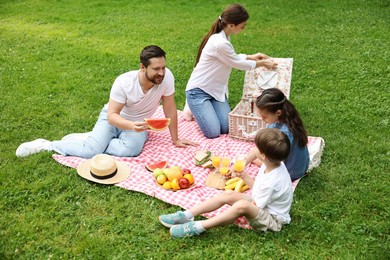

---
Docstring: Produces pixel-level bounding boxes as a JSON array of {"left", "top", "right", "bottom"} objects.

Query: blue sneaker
[
  {"left": 159, "top": 211, "right": 193, "bottom": 228},
  {"left": 170, "top": 222, "right": 201, "bottom": 238}
]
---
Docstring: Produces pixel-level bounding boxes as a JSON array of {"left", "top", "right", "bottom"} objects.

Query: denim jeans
[
  {"left": 50, "top": 106, "right": 148, "bottom": 158},
  {"left": 186, "top": 88, "right": 231, "bottom": 138}
]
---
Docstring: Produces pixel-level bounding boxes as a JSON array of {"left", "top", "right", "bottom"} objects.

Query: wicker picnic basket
[{"left": 228, "top": 58, "right": 293, "bottom": 141}]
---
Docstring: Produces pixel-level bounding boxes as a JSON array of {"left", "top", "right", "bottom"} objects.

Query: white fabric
[
  {"left": 110, "top": 69, "right": 175, "bottom": 121},
  {"left": 257, "top": 70, "right": 277, "bottom": 89},
  {"left": 241, "top": 58, "right": 292, "bottom": 98},
  {"left": 308, "top": 137, "right": 325, "bottom": 172},
  {"left": 251, "top": 162, "right": 293, "bottom": 224},
  {"left": 186, "top": 30, "right": 256, "bottom": 102}
]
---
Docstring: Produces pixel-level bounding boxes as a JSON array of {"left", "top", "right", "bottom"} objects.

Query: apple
[
  {"left": 156, "top": 174, "right": 167, "bottom": 185},
  {"left": 153, "top": 168, "right": 165, "bottom": 178},
  {"left": 178, "top": 177, "right": 190, "bottom": 189},
  {"left": 181, "top": 168, "right": 191, "bottom": 175},
  {"left": 163, "top": 168, "right": 170, "bottom": 175}
]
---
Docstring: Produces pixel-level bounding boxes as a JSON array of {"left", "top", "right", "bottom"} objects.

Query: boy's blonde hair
[{"left": 254, "top": 128, "right": 290, "bottom": 163}]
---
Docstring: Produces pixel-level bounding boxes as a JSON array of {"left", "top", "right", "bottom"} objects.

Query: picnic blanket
[{"left": 53, "top": 106, "right": 325, "bottom": 229}]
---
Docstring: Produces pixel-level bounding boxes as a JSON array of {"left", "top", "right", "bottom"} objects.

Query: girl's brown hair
[
  {"left": 195, "top": 4, "right": 249, "bottom": 66},
  {"left": 256, "top": 88, "right": 308, "bottom": 147}
]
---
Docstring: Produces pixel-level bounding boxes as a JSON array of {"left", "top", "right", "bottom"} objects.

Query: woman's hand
[
  {"left": 256, "top": 59, "right": 278, "bottom": 70},
  {"left": 250, "top": 52, "right": 269, "bottom": 60}
]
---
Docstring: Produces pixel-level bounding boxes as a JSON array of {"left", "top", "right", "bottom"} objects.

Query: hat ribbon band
[{"left": 90, "top": 168, "right": 118, "bottom": 180}]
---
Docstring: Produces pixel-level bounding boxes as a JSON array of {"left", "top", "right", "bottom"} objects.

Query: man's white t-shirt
[
  {"left": 109, "top": 68, "right": 174, "bottom": 121},
  {"left": 251, "top": 162, "right": 293, "bottom": 224}
]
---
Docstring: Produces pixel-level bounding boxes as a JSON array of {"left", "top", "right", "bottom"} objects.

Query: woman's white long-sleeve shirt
[{"left": 186, "top": 30, "right": 256, "bottom": 102}]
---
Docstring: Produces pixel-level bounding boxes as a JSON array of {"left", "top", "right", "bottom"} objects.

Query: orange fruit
[
  {"left": 171, "top": 178, "right": 181, "bottom": 191},
  {"left": 183, "top": 174, "right": 194, "bottom": 185},
  {"left": 156, "top": 174, "right": 167, "bottom": 185},
  {"left": 162, "top": 181, "right": 172, "bottom": 190}
]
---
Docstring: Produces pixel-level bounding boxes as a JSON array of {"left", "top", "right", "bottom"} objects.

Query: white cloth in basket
[{"left": 257, "top": 70, "right": 278, "bottom": 90}]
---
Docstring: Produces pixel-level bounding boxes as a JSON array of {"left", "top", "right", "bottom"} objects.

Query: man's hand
[
  {"left": 173, "top": 139, "right": 198, "bottom": 147},
  {"left": 132, "top": 121, "right": 149, "bottom": 132}
]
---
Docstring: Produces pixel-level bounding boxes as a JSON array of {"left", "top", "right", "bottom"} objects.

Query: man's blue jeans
[
  {"left": 186, "top": 88, "right": 230, "bottom": 139},
  {"left": 50, "top": 105, "right": 148, "bottom": 158}
]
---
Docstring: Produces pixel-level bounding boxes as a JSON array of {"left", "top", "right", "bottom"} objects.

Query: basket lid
[{"left": 242, "top": 58, "right": 293, "bottom": 99}]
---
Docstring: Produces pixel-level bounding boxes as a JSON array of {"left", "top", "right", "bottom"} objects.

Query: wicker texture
[{"left": 229, "top": 58, "right": 293, "bottom": 141}]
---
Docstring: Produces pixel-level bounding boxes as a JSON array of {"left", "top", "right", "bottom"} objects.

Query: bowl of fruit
[{"left": 152, "top": 166, "right": 195, "bottom": 191}]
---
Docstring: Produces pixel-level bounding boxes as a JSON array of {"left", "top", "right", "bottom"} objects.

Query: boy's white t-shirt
[
  {"left": 109, "top": 68, "right": 175, "bottom": 122},
  {"left": 251, "top": 162, "right": 293, "bottom": 224}
]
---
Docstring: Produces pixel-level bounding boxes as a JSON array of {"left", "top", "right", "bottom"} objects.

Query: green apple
[
  {"left": 163, "top": 168, "right": 170, "bottom": 175},
  {"left": 153, "top": 168, "right": 164, "bottom": 178}
]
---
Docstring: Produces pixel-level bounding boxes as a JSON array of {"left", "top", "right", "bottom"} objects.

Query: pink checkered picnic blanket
[{"left": 53, "top": 106, "right": 325, "bottom": 229}]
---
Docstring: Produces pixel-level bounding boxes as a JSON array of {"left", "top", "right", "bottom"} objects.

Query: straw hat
[{"left": 77, "top": 154, "right": 130, "bottom": 184}]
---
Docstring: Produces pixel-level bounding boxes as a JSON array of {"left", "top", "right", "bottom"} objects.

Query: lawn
[{"left": 1, "top": 0, "right": 389, "bottom": 258}]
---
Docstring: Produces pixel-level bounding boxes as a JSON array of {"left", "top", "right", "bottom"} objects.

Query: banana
[
  {"left": 225, "top": 177, "right": 241, "bottom": 186},
  {"left": 240, "top": 185, "right": 249, "bottom": 192},
  {"left": 224, "top": 177, "right": 248, "bottom": 192},
  {"left": 224, "top": 182, "right": 237, "bottom": 190},
  {"left": 234, "top": 179, "right": 245, "bottom": 192}
]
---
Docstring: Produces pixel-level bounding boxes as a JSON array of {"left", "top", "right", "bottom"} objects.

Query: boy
[{"left": 159, "top": 128, "right": 293, "bottom": 238}]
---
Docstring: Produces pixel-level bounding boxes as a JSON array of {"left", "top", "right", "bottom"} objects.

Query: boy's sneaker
[
  {"left": 16, "top": 139, "right": 51, "bottom": 158},
  {"left": 159, "top": 211, "right": 193, "bottom": 228},
  {"left": 170, "top": 222, "right": 201, "bottom": 238}
]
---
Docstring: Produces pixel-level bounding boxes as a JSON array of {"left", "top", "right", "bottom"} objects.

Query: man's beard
[{"left": 145, "top": 71, "right": 164, "bottom": 85}]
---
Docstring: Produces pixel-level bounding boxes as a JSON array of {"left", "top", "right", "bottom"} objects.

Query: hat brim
[{"left": 76, "top": 159, "right": 131, "bottom": 185}]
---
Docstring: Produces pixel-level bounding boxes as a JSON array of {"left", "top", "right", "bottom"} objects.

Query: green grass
[{"left": 1, "top": 0, "right": 389, "bottom": 258}]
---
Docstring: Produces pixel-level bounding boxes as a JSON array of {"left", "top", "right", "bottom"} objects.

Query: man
[{"left": 16, "top": 45, "right": 197, "bottom": 158}]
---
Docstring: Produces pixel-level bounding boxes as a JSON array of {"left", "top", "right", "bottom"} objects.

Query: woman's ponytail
[{"left": 194, "top": 4, "right": 249, "bottom": 66}]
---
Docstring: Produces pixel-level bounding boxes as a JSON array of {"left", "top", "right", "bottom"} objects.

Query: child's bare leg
[
  {"left": 200, "top": 199, "right": 259, "bottom": 229},
  {"left": 189, "top": 190, "right": 245, "bottom": 217},
  {"left": 167, "top": 192, "right": 260, "bottom": 238}
]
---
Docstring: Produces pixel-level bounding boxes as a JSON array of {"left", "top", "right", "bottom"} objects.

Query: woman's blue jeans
[
  {"left": 50, "top": 106, "right": 148, "bottom": 158},
  {"left": 186, "top": 88, "right": 230, "bottom": 139}
]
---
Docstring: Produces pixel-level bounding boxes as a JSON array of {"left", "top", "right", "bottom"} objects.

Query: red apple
[
  {"left": 181, "top": 168, "right": 191, "bottom": 175},
  {"left": 178, "top": 177, "right": 190, "bottom": 189}
]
